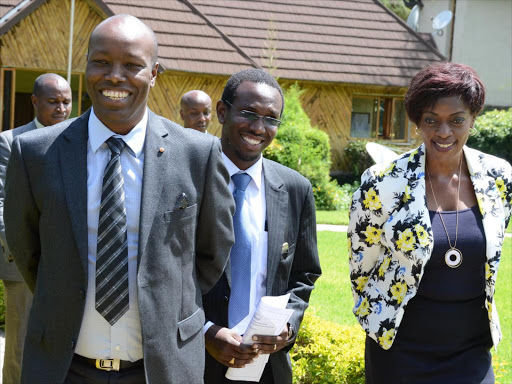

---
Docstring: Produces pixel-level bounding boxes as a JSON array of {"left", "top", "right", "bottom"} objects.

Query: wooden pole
[{"left": 67, "top": 0, "right": 75, "bottom": 84}]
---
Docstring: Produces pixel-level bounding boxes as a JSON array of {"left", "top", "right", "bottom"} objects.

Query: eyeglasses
[{"left": 223, "top": 100, "right": 281, "bottom": 128}]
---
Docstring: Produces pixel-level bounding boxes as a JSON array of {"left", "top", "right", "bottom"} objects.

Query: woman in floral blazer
[{"left": 348, "top": 63, "right": 512, "bottom": 383}]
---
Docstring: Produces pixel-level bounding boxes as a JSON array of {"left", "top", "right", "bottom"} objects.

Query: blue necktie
[
  {"left": 228, "top": 172, "right": 252, "bottom": 328},
  {"left": 95, "top": 137, "right": 129, "bottom": 325}
]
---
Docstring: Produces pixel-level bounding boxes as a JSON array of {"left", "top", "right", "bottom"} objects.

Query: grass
[
  {"left": 316, "top": 210, "right": 349, "bottom": 226},
  {"left": 316, "top": 209, "right": 512, "bottom": 233},
  {"left": 310, "top": 231, "right": 512, "bottom": 383}
]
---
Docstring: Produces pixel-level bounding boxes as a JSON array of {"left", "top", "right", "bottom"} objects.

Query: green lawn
[
  {"left": 310, "top": 231, "right": 512, "bottom": 383},
  {"left": 316, "top": 210, "right": 349, "bottom": 226},
  {"left": 316, "top": 209, "right": 512, "bottom": 233}
]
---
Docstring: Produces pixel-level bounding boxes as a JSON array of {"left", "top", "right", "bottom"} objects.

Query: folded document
[{"left": 225, "top": 294, "right": 294, "bottom": 382}]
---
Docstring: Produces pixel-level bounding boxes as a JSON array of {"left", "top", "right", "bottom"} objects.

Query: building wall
[
  {"left": 0, "top": 0, "right": 101, "bottom": 72},
  {"left": 417, "top": 0, "right": 512, "bottom": 107},
  {"left": 451, "top": 0, "right": 512, "bottom": 107}
]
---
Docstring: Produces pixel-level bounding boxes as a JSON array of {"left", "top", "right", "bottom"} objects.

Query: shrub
[
  {"left": 339, "top": 182, "right": 360, "bottom": 211},
  {"left": 265, "top": 84, "right": 343, "bottom": 210},
  {"left": 291, "top": 312, "right": 366, "bottom": 384},
  {"left": 467, "top": 108, "right": 512, "bottom": 164},
  {"left": 343, "top": 141, "right": 373, "bottom": 182}
]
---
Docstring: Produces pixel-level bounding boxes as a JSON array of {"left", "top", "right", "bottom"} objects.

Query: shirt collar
[
  {"left": 88, "top": 108, "right": 148, "bottom": 158},
  {"left": 221, "top": 152, "right": 263, "bottom": 192},
  {"left": 34, "top": 117, "right": 44, "bottom": 129}
]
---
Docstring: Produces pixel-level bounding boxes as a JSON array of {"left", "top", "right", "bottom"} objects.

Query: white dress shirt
[
  {"left": 204, "top": 153, "right": 268, "bottom": 336},
  {"left": 34, "top": 117, "right": 44, "bottom": 128},
  {"left": 75, "top": 108, "right": 147, "bottom": 361}
]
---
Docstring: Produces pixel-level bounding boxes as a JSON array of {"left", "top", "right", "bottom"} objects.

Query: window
[{"left": 350, "top": 96, "right": 409, "bottom": 141}]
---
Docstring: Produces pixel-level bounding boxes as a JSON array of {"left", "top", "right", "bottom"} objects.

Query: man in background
[
  {"left": 203, "top": 69, "right": 321, "bottom": 383},
  {"left": 180, "top": 90, "right": 212, "bottom": 133},
  {"left": 0, "top": 73, "right": 72, "bottom": 383}
]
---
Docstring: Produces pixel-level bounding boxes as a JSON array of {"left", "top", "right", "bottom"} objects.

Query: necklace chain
[{"left": 425, "top": 156, "right": 463, "bottom": 250}]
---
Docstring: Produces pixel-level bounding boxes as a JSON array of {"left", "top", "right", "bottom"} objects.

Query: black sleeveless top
[{"left": 365, "top": 205, "right": 494, "bottom": 384}]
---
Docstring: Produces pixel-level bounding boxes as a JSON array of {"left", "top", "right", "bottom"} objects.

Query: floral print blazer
[{"left": 348, "top": 144, "right": 512, "bottom": 350}]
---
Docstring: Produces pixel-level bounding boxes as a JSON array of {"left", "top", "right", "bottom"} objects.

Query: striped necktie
[
  {"left": 228, "top": 172, "right": 252, "bottom": 328},
  {"left": 95, "top": 137, "right": 129, "bottom": 325}
]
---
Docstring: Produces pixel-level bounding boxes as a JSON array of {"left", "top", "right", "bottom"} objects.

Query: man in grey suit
[
  {"left": 4, "top": 15, "right": 234, "bottom": 383},
  {"left": 203, "top": 69, "right": 321, "bottom": 383},
  {"left": 0, "top": 73, "right": 72, "bottom": 383}
]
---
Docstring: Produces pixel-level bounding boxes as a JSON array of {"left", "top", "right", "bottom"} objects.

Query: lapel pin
[
  {"left": 159, "top": 147, "right": 165, "bottom": 153},
  {"left": 282, "top": 242, "right": 289, "bottom": 253}
]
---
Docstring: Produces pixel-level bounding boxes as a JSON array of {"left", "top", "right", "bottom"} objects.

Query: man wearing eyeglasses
[{"left": 202, "top": 69, "right": 321, "bottom": 384}]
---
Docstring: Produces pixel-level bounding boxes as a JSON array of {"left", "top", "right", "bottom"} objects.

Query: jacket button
[
  {"left": 70, "top": 340, "right": 76, "bottom": 349},
  {"left": 80, "top": 289, "right": 86, "bottom": 299}
]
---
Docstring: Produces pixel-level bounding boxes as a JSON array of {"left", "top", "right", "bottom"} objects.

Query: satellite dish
[
  {"left": 406, "top": 5, "right": 420, "bottom": 31},
  {"left": 366, "top": 142, "right": 400, "bottom": 165},
  {"left": 432, "top": 10, "right": 453, "bottom": 35}
]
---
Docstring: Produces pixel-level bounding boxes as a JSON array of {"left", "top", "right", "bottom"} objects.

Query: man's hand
[
  {"left": 205, "top": 325, "right": 258, "bottom": 368},
  {"left": 251, "top": 325, "right": 289, "bottom": 355}
]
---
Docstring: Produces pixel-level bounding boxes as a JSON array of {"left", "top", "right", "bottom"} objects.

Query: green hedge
[
  {"left": 467, "top": 108, "right": 512, "bottom": 163},
  {"left": 292, "top": 312, "right": 365, "bottom": 384},
  {"left": 265, "top": 84, "right": 343, "bottom": 211}
]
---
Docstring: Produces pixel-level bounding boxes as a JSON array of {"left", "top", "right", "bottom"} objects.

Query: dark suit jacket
[
  {"left": 203, "top": 158, "right": 322, "bottom": 383},
  {"left": 4, "top": 109, "right": 235, "bottom": 383},
  {"left": 0, "top": 121, "right": 37, "bottom": 281}
]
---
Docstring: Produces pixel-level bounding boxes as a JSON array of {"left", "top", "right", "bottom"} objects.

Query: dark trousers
[{"left": 64, "top": 355, "right": 146, "bottom": 384}]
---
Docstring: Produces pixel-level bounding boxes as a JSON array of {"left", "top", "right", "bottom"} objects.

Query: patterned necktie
[
  {"left": 95, "top": 137, "right": 129, "bottom": 325},
  {"left": 228, "top": 172, "right": 252, "bottom": 328}
]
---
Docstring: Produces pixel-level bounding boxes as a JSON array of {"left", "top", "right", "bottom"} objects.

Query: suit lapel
[
  {"left": 263, "top": 159, "right": 288, "bottom": 295},
  {"left": 59, "top": 111, "right": 89, "bottom": 276},
  {"left": 138, "top": 111, "right": 171, "bottom": 265}
]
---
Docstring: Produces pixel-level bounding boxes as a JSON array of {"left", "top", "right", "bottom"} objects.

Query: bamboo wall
[
  {"left": 0, "top": 0, "right": 102, "bottom": 72},
  {"left": 0, "top": 0, "right": 414, "bottom": 171}
]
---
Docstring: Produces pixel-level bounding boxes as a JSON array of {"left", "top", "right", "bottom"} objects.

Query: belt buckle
[{"left": 95, "top": 358, "right": 120, "bottom": 371}]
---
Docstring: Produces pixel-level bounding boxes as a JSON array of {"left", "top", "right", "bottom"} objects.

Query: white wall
[{"left": 417, "top": 0, "right": 512, "bottom": 107}]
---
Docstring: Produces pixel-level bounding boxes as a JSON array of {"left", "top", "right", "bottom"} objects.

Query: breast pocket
[{"left": 163, "top": 203, "right": 197, "bottom": 223}]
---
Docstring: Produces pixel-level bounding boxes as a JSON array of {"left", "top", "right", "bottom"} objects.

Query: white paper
[{"left": 225, "top": 294, "right": 294, "bottom": 382}]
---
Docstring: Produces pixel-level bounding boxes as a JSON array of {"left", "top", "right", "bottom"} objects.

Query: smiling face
[
  {"left": 32, "top": 77, "right": 72, "bottom": 126},
  {"left": 86, "top": 16, "right": 158, "bottom": 134},
  {"left": 419, "top": 95, "right": 475, "bottom": 165},
  {"left": 218, "top": 81, "right": 282, "bottom": 170}
]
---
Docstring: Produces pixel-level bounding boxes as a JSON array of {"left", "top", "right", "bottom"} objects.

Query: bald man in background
[
  {"left": 0, "top": 73, "right": 72, "bottom": 383},
  {"left": 180, "top": 90, "right": 212, "bottom": 133}
]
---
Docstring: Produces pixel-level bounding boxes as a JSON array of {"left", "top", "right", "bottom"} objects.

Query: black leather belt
[{"left": 74, "top": 354, "right": 143, "bottom": 372}]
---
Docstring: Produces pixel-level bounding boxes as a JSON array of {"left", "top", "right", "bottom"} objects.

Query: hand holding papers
[{"left": 225, "top": 294, "right": 294, "bottom": 382}]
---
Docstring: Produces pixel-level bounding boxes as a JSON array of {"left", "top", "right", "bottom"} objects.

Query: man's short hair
[
  {"left": 221, "top": 69, "right": 284, "bottom": 114},
  {"left": 33, "top": 73, "right": 68, "bottom": 97}
]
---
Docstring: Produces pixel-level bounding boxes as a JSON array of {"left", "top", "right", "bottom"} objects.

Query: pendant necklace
[{"left": 426, "top": 156, "right": 463, "bottom": 268}]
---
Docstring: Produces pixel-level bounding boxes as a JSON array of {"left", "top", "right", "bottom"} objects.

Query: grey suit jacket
[
  {"left": 4, "top": 110, "right": 235, "bottom": 383},
  {"left": 0, "top": 121, "right": 37, "bottom": 281},
  {"left": 203, "top": 158, "right": 322, "bottom": 383}
]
